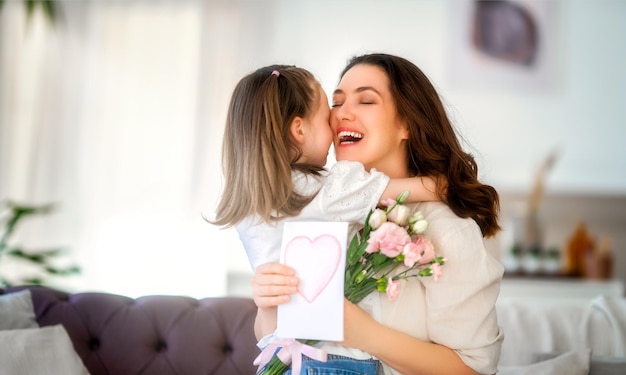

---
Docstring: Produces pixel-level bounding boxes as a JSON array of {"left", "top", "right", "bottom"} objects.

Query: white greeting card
[{"left": 276, "top": 221, "right": 348, "bottom": 341}]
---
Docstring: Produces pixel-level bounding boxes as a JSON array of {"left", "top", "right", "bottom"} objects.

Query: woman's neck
[{"left": 368, "top": 158, "right": 410, "bottom": 179}]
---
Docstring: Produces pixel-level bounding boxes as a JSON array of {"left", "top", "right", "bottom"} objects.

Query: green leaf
[
  {"left": 25, "top": 0, "right": 35, "bottom": 16},
  {"left": 1, "top": 201, "right": 56, "bottom": 251},
  {"left": 419, "top": 268, "right": 433, "bottom": 277},
  {"left": 42, "top": 0, "right": 57, "bottom": 22},
  {"left": 371, "top": 252, "right": 389, "bottom": 267},
  {"left": 7, "top": 201, "right": 55, "bottom": 217},
  {"left": 44, "top": 265, "right": 81, "bottom": 276},
  {"left": 346, "top": 235, "right": 362, "bottom": 266},
  {"left": 21, "top": 277, "right": 44, "bottom": 285},
  {"left": 362, "top": 209, "right": 373, "bottom": 238},
  {"left": 7, "top": 247, "right": 45, "bottom": 263},
  {"left": 1, "top": 200, "right": 79, "bottom": 286},
  {"left": 8, "top": 247, "right": 66, "bottom": 260}
]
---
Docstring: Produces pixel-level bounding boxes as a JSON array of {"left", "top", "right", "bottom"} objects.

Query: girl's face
[
  {"left": 300, "top": 85, "right": 333, "bottom": 167},
  {"left": 330, "top": 64, "right": 409, "bottom": 177}
]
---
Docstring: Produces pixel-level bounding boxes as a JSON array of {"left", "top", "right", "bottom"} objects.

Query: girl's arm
[
  {"left": 341, "top": 299, "right": 479, "bottom": 375},
  {"left": 382, "top": 175, "right": 445, "bottom": 204},
  {"left": 251, "top": 262, "right": 298, "bottom": 340}
]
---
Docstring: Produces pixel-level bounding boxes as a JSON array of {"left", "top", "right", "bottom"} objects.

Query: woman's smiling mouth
[{"left": 338, "top": 130, "right": 363, "bottom": 145}]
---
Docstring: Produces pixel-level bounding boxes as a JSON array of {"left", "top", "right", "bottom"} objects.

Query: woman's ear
[
  {"left": 290, "top": 117, "right": 306, "bottom": 145},
  {"left": 399, "top": 120, "right": 410, "bottom": 141}
]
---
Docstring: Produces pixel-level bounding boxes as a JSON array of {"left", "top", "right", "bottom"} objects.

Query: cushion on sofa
[
  {"left": 496, "top": 295, "right": 625, "bottom": 366},
  {"left": 533, "top": 351, "right": 626, "bottom": 375},
  {"left": 499, "top": 349, "right": 590, "bottom": 375},
  {"left": 0, "top": 289, "right": 38, "bottom": 330},
  {"left": 0, "top": 325, "right": 89, "bottom": 374}
]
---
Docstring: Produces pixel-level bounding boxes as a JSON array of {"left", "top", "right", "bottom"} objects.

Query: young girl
[{"left": 211, "top": 64, "right": 444, "bottom": 374}]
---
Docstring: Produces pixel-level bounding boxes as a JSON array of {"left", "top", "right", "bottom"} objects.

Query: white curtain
[{"left": 0, "top": 0, "right": 260, "bottom": 297}]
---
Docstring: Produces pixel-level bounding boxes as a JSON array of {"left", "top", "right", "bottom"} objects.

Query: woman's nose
[{"left": 332, "top": 103, "right": 353, "bottom": 122}]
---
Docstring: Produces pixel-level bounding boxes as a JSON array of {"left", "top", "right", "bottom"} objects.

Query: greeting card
[{"left": 276, "top": 221, "right": 348, "bottom": 341}]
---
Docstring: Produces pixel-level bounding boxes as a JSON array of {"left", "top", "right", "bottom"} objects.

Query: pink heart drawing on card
[{"left": 284, "top": 235, "right": 341, "bottom": 304}]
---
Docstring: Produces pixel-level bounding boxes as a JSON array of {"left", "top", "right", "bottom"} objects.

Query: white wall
[
  {"left": 224, "top": 0, "right": 626, "bottom": 277},
  {"left": 2, "top": 0, "right": 624, "bottom": 296},
  {"left": 248, "top": 0, "right": 626, "bottom": 194}
]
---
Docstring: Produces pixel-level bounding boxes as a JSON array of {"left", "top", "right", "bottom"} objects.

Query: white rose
[
  {"left": 387, "top": 205, "right": 411, "bottom": 227},
  {"left": 411, "top": 219, "right": 429, "bottom": 234},
  {"left": 368, "top": 209, "right": 387, "bottom": 230}
]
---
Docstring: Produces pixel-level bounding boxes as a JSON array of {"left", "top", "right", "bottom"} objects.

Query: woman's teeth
[{"left": 338, "top": 131, "right": 363, "bottom": 144}]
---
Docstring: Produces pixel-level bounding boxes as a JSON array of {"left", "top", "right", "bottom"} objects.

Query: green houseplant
[
  {"left": 0, "top": 0, "right": 59, "bottom": 24},
  {"left": 0, "top": 200, "right": 80, "bottom": 287}
]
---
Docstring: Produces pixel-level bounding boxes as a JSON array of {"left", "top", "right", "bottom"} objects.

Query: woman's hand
[{"left": 251, "top": 262, "right": 298, "bottom": 309}]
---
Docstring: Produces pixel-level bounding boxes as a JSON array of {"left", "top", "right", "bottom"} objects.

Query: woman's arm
[
  {"left": 341, "top": 211, "right": 502, "bottom": 375},
  {"left": 382, "top": 175, "right": 445, "bottom": 204},
  {"left": 342, "top": 299, "right": 478, "bottom": 375},
  {"left": 251, "top": 262, "right": 298, "bottom": 340}
]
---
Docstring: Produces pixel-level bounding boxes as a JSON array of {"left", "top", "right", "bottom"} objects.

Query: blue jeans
[{"left": 282, "top": 354, "right": 380, "bottom": 375}]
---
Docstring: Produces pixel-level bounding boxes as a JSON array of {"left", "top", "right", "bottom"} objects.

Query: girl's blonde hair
[{"left": 211, "top": 65, "right": 324, "bottom": 228}]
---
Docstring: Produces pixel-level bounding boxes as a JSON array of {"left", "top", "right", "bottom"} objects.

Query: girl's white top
[{"left": 237, "top": 160, "right": 389, "bottom": 270}]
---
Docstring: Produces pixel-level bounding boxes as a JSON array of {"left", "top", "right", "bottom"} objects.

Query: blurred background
[{"left": 1, "top": 0, "right": 624, "bottom": 298}]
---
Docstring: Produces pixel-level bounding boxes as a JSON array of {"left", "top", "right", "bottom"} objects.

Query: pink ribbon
[{"left": 254, "top": 338, "right": 327, "bottom": 374}]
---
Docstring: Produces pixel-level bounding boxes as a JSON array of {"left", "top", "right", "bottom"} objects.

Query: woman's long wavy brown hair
[
  {"left": 341, "top": 54, "right": 501, "bottom": 237},
  {"left": 211, "top": 65, "right": 324, "bottom": 228}
]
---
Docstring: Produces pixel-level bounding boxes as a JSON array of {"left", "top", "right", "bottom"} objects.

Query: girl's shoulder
[
  {"left": 292, "top": 168, "right": 325, "bottom": 195},
  {"left": 326, "top": 160, "right": 388, "bottom": 181},
  {"left": 327, "top": 160, "right": 365, "bottom": 174}
]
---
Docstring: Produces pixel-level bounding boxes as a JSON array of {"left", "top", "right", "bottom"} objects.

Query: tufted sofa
[{"left": 0, "top": 285, "right": 259, "bottom": 375}]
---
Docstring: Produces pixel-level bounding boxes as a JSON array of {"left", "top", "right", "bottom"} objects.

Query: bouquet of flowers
[
  {"left": 256, "top": 191, "right": 446, "bottom": 375},
  {"left": 344, "top": 190, "right": 446, "bottom": 304}
]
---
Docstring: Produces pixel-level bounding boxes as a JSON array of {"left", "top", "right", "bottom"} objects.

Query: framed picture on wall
[{"left": 449, "top": 0, "right": 559, "bottom": 90}]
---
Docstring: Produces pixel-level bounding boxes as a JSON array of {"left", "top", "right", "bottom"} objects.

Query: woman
[{"left": 253, "top": 53, "right": 504, "bottom": 375}]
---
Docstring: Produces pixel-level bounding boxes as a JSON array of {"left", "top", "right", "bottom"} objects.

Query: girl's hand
[
  {"left": 251, "top": 262, "right": 299, "bottom": 309},
  {"left": 340, "top": 298, "right": 377, "bottom": 350}
]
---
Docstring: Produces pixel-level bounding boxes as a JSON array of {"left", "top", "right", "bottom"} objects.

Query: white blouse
[{"left": 236, "top": 160, "right": 389, "bottom": 270}]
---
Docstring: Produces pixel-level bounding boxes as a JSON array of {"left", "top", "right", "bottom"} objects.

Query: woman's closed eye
[{"left": 359, "top": 95, "right": 377, "bottom": 105}]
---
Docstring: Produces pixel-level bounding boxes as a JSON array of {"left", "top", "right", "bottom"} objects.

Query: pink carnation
[
  {"left": 365, "top": 222, "right": 411, "bottom": 257},
  {"left": 380, "top": 197, "right": 396, "bottom": 207},
  {"left": 385, "top": 277, "right": 401, "bottom": 301},
  {"left": 414, "top": 236, "right": 435, "bottom": 264},
  {"left": 402, "top": 242, "right": 421, "bottom": 267},
  {"left": 432, "top": 263, "right": 443, "bottom": 281},
  {"left": 402, "top": 236, "right": 435, "bottom": 267}
]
